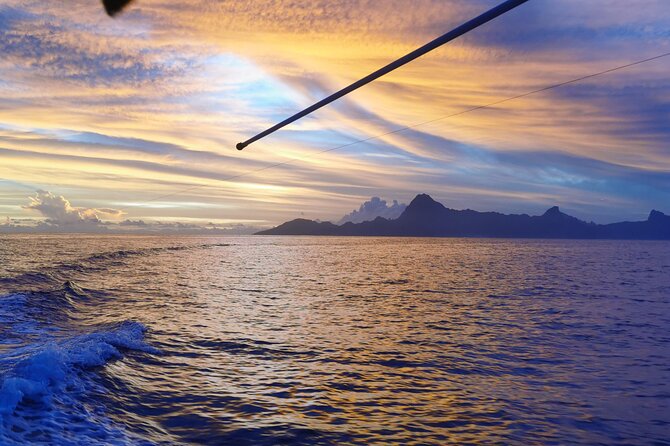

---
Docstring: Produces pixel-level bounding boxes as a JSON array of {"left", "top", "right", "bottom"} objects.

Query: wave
[
  {"left": 0, "top": 293, "right": 28, "bottom": 325},
  {"left": 0, "top": 242, "right": 227, "bottom": 444},
  {"left": 0, "top": 243, "right": 230, "bottom": 293},
  {"left": 79, "top": 243, "right": 229, "bottom": 265},
  {"left": 188, "top": 337, "right": 317, "bottom": 359},
  {"left": 0, "top": 271, "right": 62, "bottom": 289},
  {"left": 0, "top": 280, "right": 96, "bottom": 332},
  {"left": 0, "top": 321, "right": 159, "bottom": 445},
  {"left": 61, "top": 279, "right": 88, "bottom": 299}
]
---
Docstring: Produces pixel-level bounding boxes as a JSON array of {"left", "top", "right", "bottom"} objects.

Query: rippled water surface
[{"left": 1, "top": 235, "right": 669, "bottom": 445}]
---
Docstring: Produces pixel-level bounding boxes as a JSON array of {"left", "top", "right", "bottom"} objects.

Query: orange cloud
[{"left": 0, "top": 0, "right": 668, "bottom": 224}]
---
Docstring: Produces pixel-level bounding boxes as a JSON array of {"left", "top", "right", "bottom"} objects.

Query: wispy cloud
[{"left": 0, "top": 0, "right": 668, "bottom": 225}]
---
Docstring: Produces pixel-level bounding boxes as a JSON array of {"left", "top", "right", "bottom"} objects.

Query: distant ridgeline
[{"left": 257, "top": 194, "right": 670, "bottom": 239}]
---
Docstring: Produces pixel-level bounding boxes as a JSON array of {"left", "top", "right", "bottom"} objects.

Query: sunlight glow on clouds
[
  {"left": 0, "top": 0, "right": 669, "bottom": 227},
  {"left": 24, "top": 189, "right": 123, "bottom": 229}
]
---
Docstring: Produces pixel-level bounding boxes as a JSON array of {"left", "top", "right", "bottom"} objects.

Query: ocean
[{"left": 0, "top": 235, "right": 668, "bottom": 445}]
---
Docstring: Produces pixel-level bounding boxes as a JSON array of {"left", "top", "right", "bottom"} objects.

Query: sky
[{"left": 0, "top": 0, "right": 669, "bottom": 231}]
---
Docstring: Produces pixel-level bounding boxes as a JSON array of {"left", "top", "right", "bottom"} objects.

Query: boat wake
[
  {"left": 0, "top": 243, "right": 213, "bottom": 444},
  {"left": 0, "top": 315, "right": 158, "bottom": 445}
]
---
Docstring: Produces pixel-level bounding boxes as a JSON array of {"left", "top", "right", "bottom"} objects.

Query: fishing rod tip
[{"left": 236, "top": 142, "right": 247, "bottom": 151}]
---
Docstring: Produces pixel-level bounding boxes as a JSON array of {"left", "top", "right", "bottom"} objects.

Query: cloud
[
  {"left": 0, "top": 215, "right": 265, "bottom": 234},
  {"left": 112, "top": 220, "right": 263, "bottom": 234},
  {"left": 338, "top": 196, "right": 407, "bottom": 224},
  {"left": 0, "top": 0, "right": 669, "bottom": 226},
  {"left": 2, "top": 190, "right": 265, "bottom": 234},
  {"left": 23, "top": 190, "right": 124, "bottom": 227},
  {"left": 118, "top": 218, "right": 147, "bottom": 226}
]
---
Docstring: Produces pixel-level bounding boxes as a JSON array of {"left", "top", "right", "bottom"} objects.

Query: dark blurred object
[{"left": 102, "top": 0, "right": 134, "bottom": 16}]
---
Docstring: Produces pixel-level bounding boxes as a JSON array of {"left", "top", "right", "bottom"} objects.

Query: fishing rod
[
  {"left": 121, "top": 50, "right": 670, "bottom": 210},
  {"left": 236, "top": 0, "right": 531, "bottom": 150}
]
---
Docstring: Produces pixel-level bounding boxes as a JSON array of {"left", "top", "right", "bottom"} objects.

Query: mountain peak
[
  {"left": 403, "top": 194, "right": 445, "bottom": 216},
  {"left": 648, "top": 210, "right": 667, "bottom": 222},
  {"left": 408, "top": 194, "right": 439, "bottom": 208},
  {"left": 543, "top": 206, "right": 562, "bottom": 217}
]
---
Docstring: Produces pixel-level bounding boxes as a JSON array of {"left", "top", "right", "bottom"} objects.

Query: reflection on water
[{"left": 0, "top": 235, "right": 669, "bottom": 445}]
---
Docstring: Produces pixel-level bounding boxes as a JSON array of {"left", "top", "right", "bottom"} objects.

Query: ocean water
[{"left": 0, "top": 235, "right": 669, "bottom": 445}]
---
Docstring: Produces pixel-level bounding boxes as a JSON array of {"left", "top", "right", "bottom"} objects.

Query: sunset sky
[{"left": 0, "top": 0, "right": 668, "bottom": 230}]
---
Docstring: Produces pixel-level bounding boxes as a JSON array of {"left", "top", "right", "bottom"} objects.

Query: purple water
[{"left": 1, "top": 235, "right": 669, "bottom": 444}]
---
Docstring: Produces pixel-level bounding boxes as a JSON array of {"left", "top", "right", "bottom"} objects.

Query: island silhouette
[{"left": 257, "top": 194, "right": 670, "bottom": 239}]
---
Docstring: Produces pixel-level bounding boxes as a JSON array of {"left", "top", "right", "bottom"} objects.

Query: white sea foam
[{"left": 0, "top": 321, "right": 159, "bottom": 445}]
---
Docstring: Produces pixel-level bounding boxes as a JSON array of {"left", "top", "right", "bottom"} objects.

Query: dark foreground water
[{"left": 0, "top": 235, "right": 669, "bottom": 445}]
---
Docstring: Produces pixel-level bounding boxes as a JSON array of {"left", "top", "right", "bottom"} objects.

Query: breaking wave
[
  {"left": 0, "top": 242, "right": 213, "bottom": 444},
  {"left": 0, "top": 321, "right": 158, "bottom": 445}
]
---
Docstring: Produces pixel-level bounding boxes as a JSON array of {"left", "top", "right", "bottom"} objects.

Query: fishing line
[{"left": 120, "top": 51, "right": 670, "bottom": 211}]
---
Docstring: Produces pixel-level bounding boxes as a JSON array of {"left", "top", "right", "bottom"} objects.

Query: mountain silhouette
[{"left": 256, "top": 194, "right": 670, "bottom": 239}]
